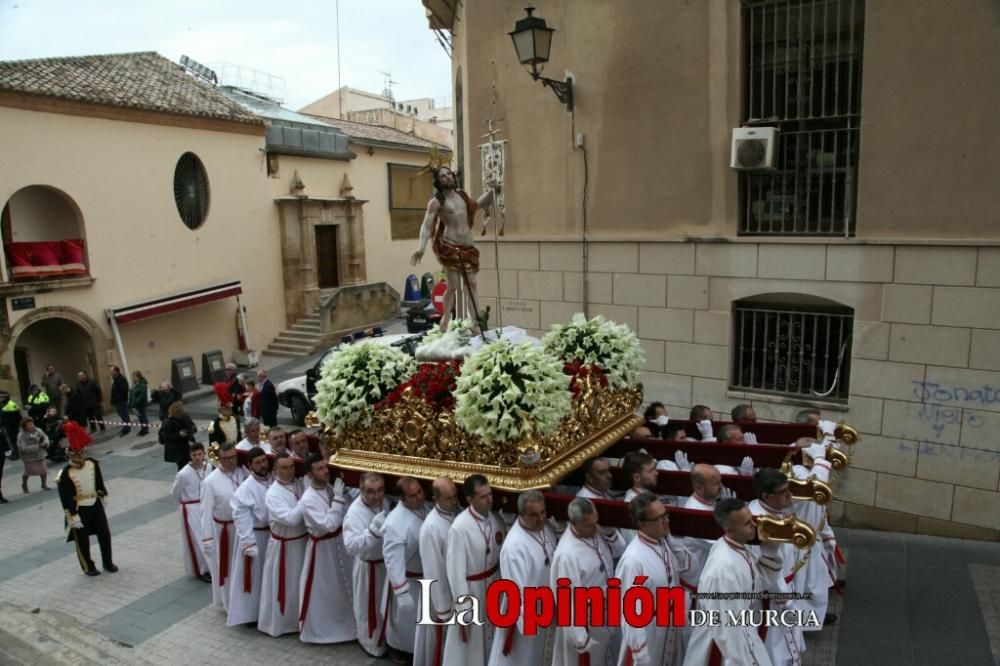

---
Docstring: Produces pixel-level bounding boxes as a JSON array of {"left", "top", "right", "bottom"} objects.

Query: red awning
[{"left": 108, "top": 281, "right": 242, "bottom": 325}]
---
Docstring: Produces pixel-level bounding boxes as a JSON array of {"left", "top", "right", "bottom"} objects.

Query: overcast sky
[{"left": 0, "top": 0, "right": 452, "bottom": 110}]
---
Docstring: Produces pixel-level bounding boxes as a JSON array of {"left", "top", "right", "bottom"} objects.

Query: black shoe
[
  {"left": 824, "top": 613, "right": 838, "bottom": 625},
  {"left": 837, "top": 579, "right": 847, "bottom": 588},
  {"left": 199, "top": 572, "right": 212, "bottom": 583},
  {"left": 138, "top": 430, "right": 149, "bottom": 436},
  {"left": 103, "top": 563, "right": 119, "bottom": 573},
  {"left": 85, "top": 568, "right": 101, "bottom": 577},
  {"left": 244, "top": 622, "right": 258, "bottom": 629},
  {"left": 118, "top": 430, "right": 129, "bottom": 438},
  {"left": 0, "top": 496, "right": 8, "bottom": 504}
]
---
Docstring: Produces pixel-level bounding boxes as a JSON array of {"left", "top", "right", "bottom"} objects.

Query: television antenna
[{"left": 377, "top": 69, "right": 398, "bottom": 100}]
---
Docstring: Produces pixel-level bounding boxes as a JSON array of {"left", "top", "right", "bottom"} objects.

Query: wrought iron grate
[
  {"left": 740, "top": 0, "right": 864, "bottom": 236},
  {"left": 731, "top": 304, "right": 853, "bottom": 401}
]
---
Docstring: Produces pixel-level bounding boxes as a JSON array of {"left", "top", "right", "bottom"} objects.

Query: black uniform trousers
[{"left": 70, "top": 503, "right": 113, "bottom": 572}]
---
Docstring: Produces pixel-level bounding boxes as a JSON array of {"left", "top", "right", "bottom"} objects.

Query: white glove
[
  {"left": 69, "top": 517, "right": 84, "bottom": 530},
  {"left": 739, "top": 456, "right": 755, "bottom": 476},
  {"left": 630, "top": 644, "right": 651, "bottom": 666},
  {"left": 101, "top": 495, "right": 109, "bottom": 508},
  {"left": 818, "top": 420, "right": 837, "bottom": 436},
  {"left": 697, "top": 419, "right": 714, "bottom": 440},
  {"left": 759, "top": 539, "right": 780, "bottom": 559},
  {"left": 244, "top": 545, "right": 258, "bottom": 559},
  {"left": 332, "top": 477, "right": 345, "bottom": 499},
  {"left": 673, "top": 450, "right": 692, "bottom": 471},
  {"left": 370, "top": 511, "right": 387, "bottom": 537},
  {"left": 576, "top": 636, "right": 600, "bottom": 655},
  {"left": 654, "top": 415, "right": 669, "bottom": 426},
  {"left": 805, "top": 443, "right": 828, "bottom": 461},
  {"left": 395, "top": 588, "right": 415, "bottom": 610},
  {"left": 823, "top": 539, "right": 837, "bottom": 559},
  {"left": 743, "top": 431, "right": 758, "bottom": 445},
  {"left": 202, "top": 539, "right": 216, "bottom": 557},
  {"left": 720, "top": 486, "right": 736, "bottom": 500}
]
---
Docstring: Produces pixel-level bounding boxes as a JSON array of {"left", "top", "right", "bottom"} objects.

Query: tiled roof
[
  {"left": 0, "top": 51, "right": 262, "bottom": 126},
  {"left": 303, "top": 113, "right": 449, "bottom": 152}
]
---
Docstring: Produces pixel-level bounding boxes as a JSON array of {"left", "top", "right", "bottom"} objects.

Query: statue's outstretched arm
[{"left": 411, "top": 197, "right": 441, "bottom": 265}]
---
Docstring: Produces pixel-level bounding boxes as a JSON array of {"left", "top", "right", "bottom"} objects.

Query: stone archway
[{"left": 2, "top": 306, "right": 113, "bottom": 403}]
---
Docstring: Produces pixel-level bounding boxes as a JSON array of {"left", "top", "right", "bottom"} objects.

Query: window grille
[
  {"left": 173, "top": 152, "right": 210, "bottom": 230},
  {"left": 731, "top": 302, "right": 853, "bottom": 401},
  {"left": 740, "top": 0, "right": 864, "bottom": 236},
  {"left": 387, "top": 163, "right": 434, "bottom": 240}
]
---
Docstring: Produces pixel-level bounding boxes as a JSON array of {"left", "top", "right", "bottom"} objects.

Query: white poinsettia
[
  {"left": 315, "top": 341, "right": 416, "bottom": 433},
  {"left": 453, "top": 339, "right": 572, "bottom": 444},
  {"left": 542, "top": 313, "right": 645, "bottom": 388}
]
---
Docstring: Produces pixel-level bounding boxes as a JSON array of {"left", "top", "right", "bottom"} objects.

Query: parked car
[{"left": 277, "top": 332, "right": 425, "bottom": 426}]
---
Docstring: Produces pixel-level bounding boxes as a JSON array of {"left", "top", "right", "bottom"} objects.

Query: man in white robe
[
  {"left": 298, "top": 453, "right": 355, "bottom": 644},
  {"left": 615, "top": 494, "right": 696, "bottom": 666},
  {"left": 681, "top": 464, "right": 727, "bottom": 583},
  {"left": 620, "top": 452, "right": 660, "bottom": 543},
  {"left": 788, "top": 440, "right": 837, "bottom": 630},
  {"left": 551, "top": 497, "right": 621, "bottom": 666},
  {"left": 170, "top": 441, "right": 213, "bottom": 581},
  {"left": 442, "top": 474, "right": 506, "bottom": 666},
  {"left": 576, "top": 458, "right": 625, "bottom": 556},
  {"left": 749, "top": 468, "right": 806, "bottom": 666},
  {"left": 488, "top": 490, "right": 556, "bottom": 666},
  {"left": 227, "top": 446, "right": 273, "bottom": 626},
  {"left": 419, "top": 477, "right": 460, "bottom": 666},
  {"left": 201, "top": 442, "right": 248, "bottom": 610},
  {"left": 236, "top": 419, "right": 270, "bottom": 453},
  {"left": 344, "top": 471, "right": 393, "bottom": 658},
  {"left": 383, "top": 477, "right": 433, "bottom": 663},
  {"left": 684, "top": 499, "right": 783, "bottom": 666},
  {"left": 258, "top": 452, "right": 308, "bottom": 637}
]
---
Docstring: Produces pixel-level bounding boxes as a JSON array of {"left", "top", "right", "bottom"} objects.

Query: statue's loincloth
[{"left": 431, "top": 190, "right": 480, "bottom": 273}]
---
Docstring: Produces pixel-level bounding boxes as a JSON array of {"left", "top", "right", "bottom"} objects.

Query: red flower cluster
[
  {"left": 564, "top": 360, "right": 609, "bottom": 397},
  {"left": 376, "top": 360, "right": 463, "bottom": 411}
]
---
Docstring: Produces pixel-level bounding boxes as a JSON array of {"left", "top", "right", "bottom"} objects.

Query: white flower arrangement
[
  {"left": 314, "top": 340, "right": 416, "bottom": 433},
  {"left": 542, "top": 313, "right": 645, "bottom": 388},
  {"left": 415, "top": 318, "right": 475, "bottom": 361},
  {"left": 453, "top": 339, "right": 572, "bottom": 444}
]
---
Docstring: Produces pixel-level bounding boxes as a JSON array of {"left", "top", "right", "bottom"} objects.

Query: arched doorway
[{"left": 10, "top": 314, "right": 104, "bottom": 403}]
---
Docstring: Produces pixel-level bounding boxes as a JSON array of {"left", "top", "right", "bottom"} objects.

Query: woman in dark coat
[
  {"left": 159, "top": 401, "right": 197, "bottom": 469},
  {"left": 63, "top": 384, "right": 86, "bottom": 427}
]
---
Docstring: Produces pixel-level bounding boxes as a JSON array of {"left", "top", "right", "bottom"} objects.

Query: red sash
[
  {"left": 364, "top": 558, "right": 385, "bottom": 639},
  {"left": 271, "top": 531, "right": 308, "bottom": 614},
  {"left": 466, "top": 562, "right": 499, "bottom": 582},
  {"left": 243, "top": 526, "right": 269, "bottom": 593},
  {"left": 298, "top": 528, "right": 342, "bottom": 622},
  {"left": 213, "top": 517, "right": 233, "bottom": 585},
  {"left": 179, "top": 500, "right": 202, "bottom": 578}
]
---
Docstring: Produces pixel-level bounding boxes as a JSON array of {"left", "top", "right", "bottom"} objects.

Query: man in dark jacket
[
  {"left": 150, "top": 381, "right": 182, "bottom": 423},
  {"left": 76, "top": 372, "right": 105, "bottom": 433},
  {"left": 255, "top": 369, "right": 279, "bottom": 427},
  {"left": 109, "top": 366, "right": 130, "bottom": 436},
  {"left": 0, "top": 390, "right": 21, "bottom": 461}
]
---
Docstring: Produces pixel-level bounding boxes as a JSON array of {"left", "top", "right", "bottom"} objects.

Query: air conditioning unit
[{"left": 730, "top": 127, "right": 778, "bottom": 170}]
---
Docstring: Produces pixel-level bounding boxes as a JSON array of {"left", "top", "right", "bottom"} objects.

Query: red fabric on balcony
[{"left": 4, "top": 240, "right": 88, "bottom": 280}]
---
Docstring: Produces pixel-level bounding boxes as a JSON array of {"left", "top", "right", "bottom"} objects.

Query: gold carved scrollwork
[
  {"left": 325, "top": 383, "right": 644, "bottom": 491},
  {"left": 787, "top": 477, "right": 833, "bottom": 505},
  {"left": 826, "top": 447, "right": 849, "bottom": 470},
  {"left": 757, "top": 513, "right": 816, "bottom": 550},
  {"left": 835, "top": 422, "right": 860, "bottom": 446}
]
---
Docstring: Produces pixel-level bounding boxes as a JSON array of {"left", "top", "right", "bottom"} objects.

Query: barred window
[
  {"left": 740, "top": 0, "right": 864, "bottom": 236},
  {"left": 388, "top": 163, "right": 434, "bottom": 240},
  {"left": 731, "top": 298, "right": 853, "bottom": 402}
]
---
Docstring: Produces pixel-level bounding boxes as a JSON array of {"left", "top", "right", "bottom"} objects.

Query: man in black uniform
[{"left": 57, "top": 421, "right": 117, "bottom": 576}]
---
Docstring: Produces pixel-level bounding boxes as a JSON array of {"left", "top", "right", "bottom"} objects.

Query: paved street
[{"left": 0, "top": 347, "right": 997, "bottom": 665}]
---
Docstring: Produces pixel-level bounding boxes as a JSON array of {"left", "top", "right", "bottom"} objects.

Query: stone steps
[{"left": 264, "top": 309, "right": 326, "bottom": 358}]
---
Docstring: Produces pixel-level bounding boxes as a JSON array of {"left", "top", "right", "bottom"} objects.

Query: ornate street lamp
[{"left": 509, "top": 6, "right": 573, "bottom": 111}]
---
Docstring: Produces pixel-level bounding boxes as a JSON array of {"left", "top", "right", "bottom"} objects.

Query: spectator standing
[
  {"left": 256, "top": 370, "right": 278, "bottom": 427},
  {"left": 110, "top": 366, "right": 130, "bottom": 436},
  {"left": 129, "top": 371, "right": 150, "bottom": 437},
  {"left": 26, "top": 384, "right": 50, "bottom": 422},
  {"left": 76, "top": 372, "right": 104, "bottom": 433},
  {"left": 41, "top": 364, "right": 64, "bottom": 416},
  {"left": 42, "top": 407, "right": 66, "bottom": 462},
  {"left": 63, "top": 384, "right": 85, "bottom": 428},
  {"left": 17, "top": 416, "right": 49, "bottom": 492},
  {"left": 160, "top": 401, "right": 197, "bottom": 470},
  {"left": 0, "top": 389, "right": 21, "bottom": 461},
  {"left": 150, "top": 381, "right": 182, "bottom": 423},
  {"left": 240, "top": 378, "right": 258, "bottom": 421}
]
